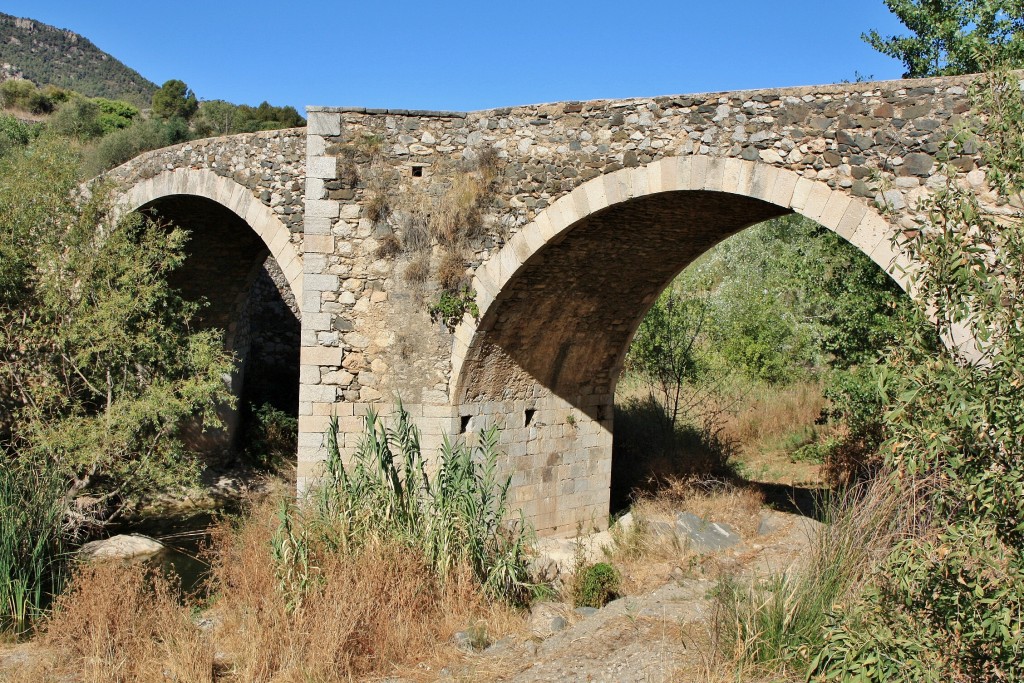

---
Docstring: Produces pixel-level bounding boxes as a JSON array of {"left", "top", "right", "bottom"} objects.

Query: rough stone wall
[
  {"left": 113, "top": 74, "right": 1021, "bottom": 535},
  {"left": 109, "top": 128, "right": 307, "bottom": 234}
]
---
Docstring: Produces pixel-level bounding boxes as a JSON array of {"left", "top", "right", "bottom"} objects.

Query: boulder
[
  {"left": 674, "top": 513, "right": 740, "bottom": 553},
  {"left": 79, "top": 534, "right": 164, "bottom": 561}
]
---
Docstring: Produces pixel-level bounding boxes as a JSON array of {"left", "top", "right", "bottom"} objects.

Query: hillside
[{"left": 0, "top": 13, "right": 155, "bottom": 106}]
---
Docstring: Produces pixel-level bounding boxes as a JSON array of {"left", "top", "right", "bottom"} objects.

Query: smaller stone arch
[
  {"left": 116, "top": 168, "right": 303, "bottom": 302},
  {"left": 451, "top": 155, "right": 914, "bottom": 401}
]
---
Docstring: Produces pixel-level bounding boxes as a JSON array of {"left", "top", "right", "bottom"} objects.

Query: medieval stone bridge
[{"left": 111, "top": 73, "right": 1010, "bottom": 534}]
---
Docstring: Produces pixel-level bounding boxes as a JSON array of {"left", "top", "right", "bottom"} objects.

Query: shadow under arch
[{"left": 448, "top": 156, "right": 914, "bottom": 534}]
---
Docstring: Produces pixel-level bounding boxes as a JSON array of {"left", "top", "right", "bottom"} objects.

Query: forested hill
[{"left": 0, "top": 13, "right": 156, "bottom": 106}]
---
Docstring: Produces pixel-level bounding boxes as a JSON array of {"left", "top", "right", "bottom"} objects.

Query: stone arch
[
  {"left": 448, "top": 156, "right": 921, "bottom": 533},
  {"left": 116, "top": 168, "right": 303, "bottom": 302},
  {"left": 452, "top": 155, "right": 910, "bottom": 402},
  {"left": 115, "top": 168, "right": 304, "bottom": 452}
]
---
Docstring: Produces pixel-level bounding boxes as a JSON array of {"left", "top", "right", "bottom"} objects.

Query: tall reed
[
  {"left": 0, "top": 462, "right": 67, "bottom": 635},
  {"left": 311, "top": 404, "right": 534, "bottom": 605},
  {"left": 711, "top": 474, "right": 917, "bottom": 676}
]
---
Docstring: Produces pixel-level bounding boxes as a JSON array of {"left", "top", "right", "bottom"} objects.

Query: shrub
[
  {"left": 46, "top": 97, "right": 105, "bottom": 141},
  {"left": 429, "top": 286, "right": 479, "bottom": 331},
  {"left": 82, "top": 116, "right": 190, "bottom": 175},
  {"left": 573, "top": 562, "right": 621, "bottom": 608},
  {"left": 243, "top": 402, "right": 297, "bottom": 471},
  {"left": 0, "top": 113, "right": 35, "bottom": 157}
]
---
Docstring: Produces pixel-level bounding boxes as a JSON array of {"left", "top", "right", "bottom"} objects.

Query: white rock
[{"left": 80, "top": 534, "right": 164, "bottom": 561}]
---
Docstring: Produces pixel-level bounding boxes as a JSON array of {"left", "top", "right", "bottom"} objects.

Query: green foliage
[
  {"left": 193, "top": 99, "right": 305, "bottom": 137},
  {"left": 0, "top": 78, "right": 69, "bottom": 115},
  {"left": 864, "top": 0, "right": 1024, "bottom": 77},
  {"left": 81, "top": 117, "right": 190, "bottom": 176},
  {"left": 0, "top": 13, "right": 156, "bottom": 105},
  {"left": 0, "top": 138, "right": 234, "bottom": 518},
  {"left": 243, "top": 402, "right": 298, "bottom": 471},
  {"left": 311, "top": 405, "right": 535, "bottom": 605},
  {"left": 0, "top": 462, "right": 66, "bottom": 635},
  {"left": 0, "top": 112, "right": 36, "bottom": 156},
  {"left": 151, "top": 79, "right": 198, "bottom": 121},
  {"left": 271, "top": 499, "right": 313, "bottom": 614},
  {"left": 573, "top": 562, "right": 620, "bottom": 608},
  {"left": 810, "top": 64, "right": 1024, "bottom": 682},
  {"left": 91, "top": 97, "right": 139, "bottom": 134},
  {"left": 429, "top": 286, "right": 480, "bottom": 331},
  {"left": 45, "top": 97, "right": 105, "bottom": 141},
  {"left": 628, "top": 286, "right": 715, "bottom": 424}
]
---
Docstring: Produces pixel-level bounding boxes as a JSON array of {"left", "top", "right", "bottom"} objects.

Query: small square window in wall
[{"left": 411, "top": 166, "right": 424, "bottom": 177}]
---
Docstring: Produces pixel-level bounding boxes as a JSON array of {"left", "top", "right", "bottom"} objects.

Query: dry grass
[
  {"left": 13, "top": 496, "right": 525, "bottom": 683},
  {"left": 436, "top": 249, "right": 467, "bottom": 290},
  {"left": 604, "top": 478, "right": 765, "bottom": 595},
  {"left": 404, "top": 250, "right": 431, "bottom": 284},
  {"left": 207, "top": 498, "right": 511, "bottom": 681},
  {"left": 11, "top": 562, "right": 213, "bottom": 683},
  {"left": 721, "top": 382, "right": 826, "bottom": 451},
  {"left": 375, "top": 232, "right": 402, "bottom": 259},
  {"left": 365, "top": 188, "right": 391, "bottom": 224}
]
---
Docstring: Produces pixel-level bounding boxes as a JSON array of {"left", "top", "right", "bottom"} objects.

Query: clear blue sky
[{"left": 2, "top": 1, "right": 912, "bottom": 113}]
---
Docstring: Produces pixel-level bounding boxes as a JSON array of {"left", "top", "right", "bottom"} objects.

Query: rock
[
  {"left": 80, "top": 534, "right": 164, "bottom": 561},
  {"left": 674, "top": 513, "right": 740, "bottom": 553},
  {"left": 453, "top": 631, "right": 477, "bottom": 652},
  {"left": 528, "top": 602, "right": 569, "bottom": 637},
  {"left": 756, "top": 511, "right": 788, "bottom": 536},
  {"left": 574, "top": 606, "right": 599, "bottom": 618},
  {"left": 902, "top": 152, "right": 935, "bottom": 177},
  {"left": 876, "top": 189, "right": 906, "bottom": 211}
]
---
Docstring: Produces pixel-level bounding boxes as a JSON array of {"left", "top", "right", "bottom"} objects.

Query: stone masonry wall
[{"left": 297, "top": 73, "right": 1023, "bottom": 534}]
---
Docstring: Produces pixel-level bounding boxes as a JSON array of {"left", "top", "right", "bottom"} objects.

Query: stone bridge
[{"left": 112, "top": 72, "right": 1012, "bottom": 534}]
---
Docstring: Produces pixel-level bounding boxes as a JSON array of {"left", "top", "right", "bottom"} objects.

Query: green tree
[
  {"left": 627, "top": 285, "right": 713, "bottom": 428},
  {"left": 91, "top": 97, "right": 140, "bottom": 134},
  {"left": 811, "top": 63, "right": 1024, "bottom": 682},
  {"left": 0, "top": 137, "right": 233, "bottom": 520},
  {"left": 864, "top": 0, "right": 1024, "bottom": 77},
  {"left": 150, "top": 79, "right": 198, "bottom": 121}
]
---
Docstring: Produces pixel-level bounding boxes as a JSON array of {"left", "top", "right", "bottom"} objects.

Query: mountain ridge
[{"left": 0, "top": 13, "right": 156, "bottom": 106}]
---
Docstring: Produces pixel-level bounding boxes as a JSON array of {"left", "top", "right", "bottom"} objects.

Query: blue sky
[{"left": 3, "top": 1, "right": 912, "bottom": 113}]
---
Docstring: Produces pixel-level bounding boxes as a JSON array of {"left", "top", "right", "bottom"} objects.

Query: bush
[
  {"left": 82, "top": 116, "right": 190, "bottom": 175},
  {"left": 0, "top": 113, "right": 35, "bottom": 157},
  {"left": 242, "top": 402, "right": 297, "bottom": 471},
  {"left": 46, "top": 97, "right": 105, "bottom": 141},
  {"left": 573, "top": 562, "right": 621, "bottom": 608}
]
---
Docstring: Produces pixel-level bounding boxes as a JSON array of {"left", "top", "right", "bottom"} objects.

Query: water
[{"left": 108, "top": 507, "right": 234, "bottom": 596}]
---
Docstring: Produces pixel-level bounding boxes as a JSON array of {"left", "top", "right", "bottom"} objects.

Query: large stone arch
[
  {"left": 115, "top": 168, "right": 305, "bottom": 452},
  {"left": 447, "top": 156, "right": 916, "bottom": 533},
  {"left": 453, "top": 156, "right": 909, "bottom": 401}
]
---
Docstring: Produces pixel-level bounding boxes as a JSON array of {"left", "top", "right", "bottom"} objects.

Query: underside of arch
[{"left": 453, "top": 156, "right": 912, "bottom": 403}]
